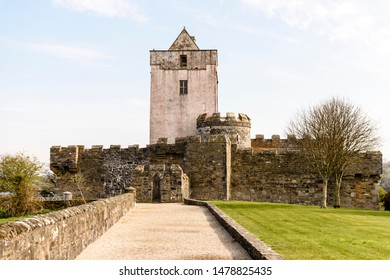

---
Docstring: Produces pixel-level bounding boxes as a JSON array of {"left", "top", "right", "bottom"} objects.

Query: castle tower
[
  {"left": 197, "top": 112, "right": 251, "bottom": 149},
  {"left": 149, "top": 28, "right": 218, "bottom": 144}
]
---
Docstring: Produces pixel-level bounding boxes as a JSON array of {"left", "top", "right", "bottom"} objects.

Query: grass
[
  {"left": 211, "top": 201, "right": 390, "bottom": 260},
  {"left": 0, "top": 209, "right": 52, "bottom": 225}
]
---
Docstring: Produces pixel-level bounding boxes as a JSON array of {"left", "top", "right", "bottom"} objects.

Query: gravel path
[{"left": 76, "top": 203, "right": 251, "bottom": 260}]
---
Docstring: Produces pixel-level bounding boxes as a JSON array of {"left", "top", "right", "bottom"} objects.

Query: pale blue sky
[{"left": 1, "top": 0, "right": 390, "bottom": 164}]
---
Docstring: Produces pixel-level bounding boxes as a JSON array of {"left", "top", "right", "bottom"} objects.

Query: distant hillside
[{"left": 382, "top": 161, "right": 390, "bottom": 192}]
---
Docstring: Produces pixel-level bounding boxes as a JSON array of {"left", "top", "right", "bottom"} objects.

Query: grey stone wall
[
  {"left": 231, "top": 148, "right": 381, "bottom": 209},
  {"left": 132, "top": 164, "right": 189, "bottom": 203},
  {"left": 0, "top": 191, "right": 136, "bottom": 260},
  {"left": 184, "top": 135, "right": 231, "bottom": 200},
  {"left": 50, "top": 143, "right": 184, "bottom": 199},
  {"left": 50, "top": 134, "right": 382, "bottom": 209},
  {"left": 251, "top": 134, "right": 297, "bottom": 154}
]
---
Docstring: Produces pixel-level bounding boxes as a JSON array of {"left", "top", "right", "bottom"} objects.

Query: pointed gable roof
[{"left": 169, "top": 28, "right": 200, "bottom": 51}]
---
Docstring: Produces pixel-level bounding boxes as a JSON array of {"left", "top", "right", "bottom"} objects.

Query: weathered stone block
[{"left": 0, "top": 192, "right": 136, "bottom": 260}]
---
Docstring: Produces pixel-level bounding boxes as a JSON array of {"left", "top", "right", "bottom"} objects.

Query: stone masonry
[
  {"left": 50, "top": 29, "right": 382, "bottom": 209},
  {"left": 149, "top": 28, "right": 218, "bottom": 144},
  {"left": 132, "top": 164, "right": 189, "bottom": 203},
  {"left": 50, "top": 112, "right": 382, "bottom": 209},
  {"left": 0, "top": 192, "right": 135, "bottom": 260}
]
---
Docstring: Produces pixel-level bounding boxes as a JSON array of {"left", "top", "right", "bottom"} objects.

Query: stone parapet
[
  {"left": 197, "top": 112, "right": 251, "bottom": 128},
  {"left": 0, "top": 192, "right": 136, "bottom": 260},
  {"left": 197, "top": 112, "right": 251, "bottom": 149},
  {"left": 251, "top": 134, "right": 299, "bottom": 153},
  {"left": 150, "top": 49, "right": 217, "bottom": 70},
  {"left": 50, "top": 145, "right": 82, "bottom": 173}
]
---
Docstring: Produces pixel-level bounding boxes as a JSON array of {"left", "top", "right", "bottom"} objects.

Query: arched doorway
[{"left": 152, "top": 174, "right": 162, "bottom": 203}]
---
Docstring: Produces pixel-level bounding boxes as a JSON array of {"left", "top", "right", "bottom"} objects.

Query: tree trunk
[
  {"left": 76, "top": 184, "right": 87, "bottom": 204},
  {"left": 334, "top": 172, "right": 343, "bottom": 208},
  {"left": 321, "top": 178, "right": 328, "bottom": 208}
]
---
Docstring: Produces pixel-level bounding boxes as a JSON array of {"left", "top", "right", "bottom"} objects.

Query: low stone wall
[
  {"left": 0, "top": 190, "right": 136, "bottom": 260},
  {"left": 184, "top": 199, "right": 284, "bottom": 260}
]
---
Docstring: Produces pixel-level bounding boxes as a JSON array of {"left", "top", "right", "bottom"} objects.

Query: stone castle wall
[
  {"left": 185, "top": 135, "right": 231, "bottom": 200},
  {"left": 231, "top": 147, "right": 381, "bottom": 209},
  {"left": 132, "top": 164, "right": 189, "bottom": 203},
  {"left": 50, "top": 120, "right": 382, "bottom": 209},
  {"left": 50, "top": 136, "right": 230, "bottom": 202},
  {"left": 51, "top": 145, "right": 149, "bottom": 198},
  {"left": 0, "top": 192, "right": 135, "bottom": 260}
]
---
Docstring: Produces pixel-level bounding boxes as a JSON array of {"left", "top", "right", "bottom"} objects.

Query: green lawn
[
  {"left": 211, "top": 201, "right": 390, "bottom": 260},
  {"left": 0, "top": 216, "right": 27, "bottom": 224},
  {"left": 0, "top": 209, "right": 52, "bottom": 225}
]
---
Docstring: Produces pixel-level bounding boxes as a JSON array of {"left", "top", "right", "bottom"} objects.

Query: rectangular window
[
  {"left": 180, "top": 80, "right": 188, "bottom": 94},
  {"left": 180, "top": 55, "right": 187, "bottom": 67}
]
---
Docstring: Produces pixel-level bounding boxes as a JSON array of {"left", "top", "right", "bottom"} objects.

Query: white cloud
[
  {"left": 0, "top": 36, "right": 111, "bottom": 64},
  {"left": 31, "top": 43, "right": 111, "bottom": 62},
  {"left": 52, "top": 0, "right": 148, "bottom": 22},
  {"left": 237, "top": 25, "right": 300, "bottom": 45},
  {"left": 242, "top": 0, "right": 390, "bottom": 54},
  {"left": 242, "top": 0, "right": 365, "bottom": 37}
]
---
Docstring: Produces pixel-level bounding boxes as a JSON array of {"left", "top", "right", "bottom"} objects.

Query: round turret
[{"left": 197, "top": 112, "right": 251, "bottom": 149}]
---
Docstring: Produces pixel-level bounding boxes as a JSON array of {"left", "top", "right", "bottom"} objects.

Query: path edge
[{"left": 184, "top": 199, "right": 284, "bottom": 260}]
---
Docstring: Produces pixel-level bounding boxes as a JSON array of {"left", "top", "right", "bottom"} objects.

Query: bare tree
[
  {"left": 288, "top": 103, "right": 337, "bottom": 208},
  {"left": 73, "top": 173, "right": 87, "bottom": 203},
  {"left": 287, "top": 97, "right": 379, "bottom": 208},
  {"left": 324, "top": 98, "right": 380, "bottom": 207}
]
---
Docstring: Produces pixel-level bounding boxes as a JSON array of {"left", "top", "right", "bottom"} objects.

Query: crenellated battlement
[
  {"left": 50, "top": 135, "right": 231, "bottom": 164},
  {"left": 50, "top": 144, "right": 143, "bottom": 176},
  {"left": 197, "top": 112, "right": 251, "bottom": 149},
  {"left": 197, "top": 112, "right": 251, "bottom": 128},
  {"left": 252, "top": 134, "right": 298, "bottom": 144},
  {"left": 251, "top": 134, "right": 298, "bottom": 153},
  {"left": 50, "top": 145, "right": 139, "bottom": 156},
  {"left": 50, "top": 145, "right": 82, "bottom": 173}
]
